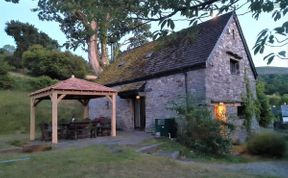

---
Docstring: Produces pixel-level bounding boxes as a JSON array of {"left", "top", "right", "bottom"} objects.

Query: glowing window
[{"left": 214, "top": 103, "right": 227, "bottom": 122}]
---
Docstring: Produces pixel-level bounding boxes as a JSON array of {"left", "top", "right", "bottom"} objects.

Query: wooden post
[
  {"left": 51, "top": 92, "right": 58, "bottom": 144},
  {"left": 83, "top": 100, "right": 89, "bottom": 119},
  {"left": 30, "top": 98, "right": 36, "bottom": 141},
  {"left": 111, "top": 94, "right": 116, "bottom": 136}
]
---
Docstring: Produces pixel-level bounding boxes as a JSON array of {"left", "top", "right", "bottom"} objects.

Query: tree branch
[{"left": 133, "top": 0, "right": 222, "bottom": 21}]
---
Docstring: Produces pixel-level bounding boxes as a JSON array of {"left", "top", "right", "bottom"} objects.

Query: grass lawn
[
  {"left": 0, "top": 90, "right": 82, "bottom": 135},
  {"left": 0, "top": 145, "right": 267, "bottom": 178}
]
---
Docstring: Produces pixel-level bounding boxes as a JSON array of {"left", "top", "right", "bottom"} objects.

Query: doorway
[{"left": 134, "top": 97, "right": 146, "bottom": 130}]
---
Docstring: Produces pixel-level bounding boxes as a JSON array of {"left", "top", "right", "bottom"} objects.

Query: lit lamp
[
  {"left": 136, "top": 95, "right": 140, "bottom": 100},
  {"left": 214, "top": 102, "right": 227, "bottom": 122}
]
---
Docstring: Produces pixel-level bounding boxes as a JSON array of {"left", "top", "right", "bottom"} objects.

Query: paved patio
[{"left": 39, "top": 131, "right": 154, "bottom": 150}]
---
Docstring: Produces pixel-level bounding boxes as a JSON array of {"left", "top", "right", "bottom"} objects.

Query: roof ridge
[{"left": 30, "top": 76, "right": 116, "bottom": 96}]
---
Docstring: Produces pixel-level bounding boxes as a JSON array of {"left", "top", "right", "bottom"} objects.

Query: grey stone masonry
[
  {"left": 205, "top": 17, "right": 259, "bottom": 143},
  {"left": 145, "top": 73, "right": 186, "bottom": 131},
  {"left": 89, "top": 85, "right": 134, "bottom": 130},
  {"left": 205, "top": 17, "right": 256, "bottom": 103}
]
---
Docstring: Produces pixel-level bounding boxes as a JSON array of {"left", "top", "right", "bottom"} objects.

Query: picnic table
[{"left": 39, "top": 118, "right": 111, "bottom": 141}]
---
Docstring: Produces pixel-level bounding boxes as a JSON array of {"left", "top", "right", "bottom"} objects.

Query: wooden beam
[
  {"left": 111, "top": 94, "right": 117, "bottom": 137},
  {"left": 34, "top": 99, "right": 42, "bottom": 106},
  {"left": 78, "top": 99, "right": 89, "bottom": 106},
  {"left": 31, "top": 91, "right": 51, "bottom": 100},
  {"left": 57, "top": 90, "right": 116, "bottom": 96},
  {"left": 106, "top": 95, "right": 112, "bottom": 103},
  {"left": 57, "top": 94, "right": 66, "bottom": 104},
  {"left": 51, "top": 92, "right": 58, "bottom": 144},
  {"left": 30, "top": 98, "right": 36, "bottom": 141}
]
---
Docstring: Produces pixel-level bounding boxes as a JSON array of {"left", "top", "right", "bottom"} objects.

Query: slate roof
[
  {"left": 118, "top": 81, "right": 146, "bottom": 93},
  {"left": 97, "top": 12, "right": 256, "bottom": 86},
  {"left": 281, "top": 105, "right": 288, "bottom": 117},
  {"left": 30, "top": 76, "right": 116, "bottom": 97}
]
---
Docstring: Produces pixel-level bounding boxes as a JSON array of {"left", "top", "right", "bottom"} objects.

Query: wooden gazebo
[{"left": 29, "top": 75, "right": 117, "bottom": 144}]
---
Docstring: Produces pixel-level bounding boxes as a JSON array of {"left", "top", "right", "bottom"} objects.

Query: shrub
[
  {"left": 256, "top": 81, "right": 274, "bottom": 127},
  {"left": 173, "top": 100, "right": 232, "bottom": 155},
  {"left": 0, "top": 61, "right": 11, "bottom": 75},
  {"left": 0, "top": 75, "right": 13, "bottom": 89},
  {"left": 23, "top": 45, "right": 88, "bottom": 80},
  {"left": 29, "top": 76, "right": 57, "bottom": 90},
  {"left": 247, "top": 132, "right": 286, "bottom": 158}
]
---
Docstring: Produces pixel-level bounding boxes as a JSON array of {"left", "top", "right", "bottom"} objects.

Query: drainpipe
[{"left": 184, "top": 72, "right": 188, "bottom": 110}]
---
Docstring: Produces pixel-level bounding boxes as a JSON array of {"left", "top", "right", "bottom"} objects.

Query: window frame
[{"left": 230, "top": 58, "right": 240, "bottom": 75}]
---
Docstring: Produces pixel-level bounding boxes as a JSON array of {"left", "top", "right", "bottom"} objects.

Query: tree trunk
[
  {"left": 100, "top": 13, "right": 110, "bottom": 66},
  {"left": 88, "top": 20, "right": 102, "bottom": 76},
  {"left": 100, "top": 33, "right": 109, "bottom": 65}
]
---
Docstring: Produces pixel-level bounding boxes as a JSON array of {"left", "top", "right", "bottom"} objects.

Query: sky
[{"left": 0, "top": 0, "right": 287, "bottom": 67}]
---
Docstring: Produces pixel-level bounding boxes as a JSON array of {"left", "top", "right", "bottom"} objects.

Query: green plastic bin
[{"left": 155, "top": 118, "right": 177, "bottom": 138}]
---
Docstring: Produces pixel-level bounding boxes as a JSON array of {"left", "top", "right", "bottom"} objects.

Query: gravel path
[{"left": 213, "top": 161, "right": 288, "bottom": 178}]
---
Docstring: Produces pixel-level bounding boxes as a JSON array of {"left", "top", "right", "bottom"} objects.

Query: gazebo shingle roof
[{"left": 30, "top": 76, "right": 116, "bottom": 97}]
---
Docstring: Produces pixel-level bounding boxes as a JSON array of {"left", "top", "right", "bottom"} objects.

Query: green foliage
[
  {"left": 282, "top": 94, "right": 288, "bottom": 104},
  {"left": 242, "top": 74, "right": 258, "bottom": 132},
  {"left": 0, "top": 75, "right": 13, "bottom": 89},
  {"left": 4, "top": 0, "right": 19, "bottom": 3},
  {"left": 5, "top": 20, "right": 58, "bottom": 68},
  {"left": 0, "top": 44, "right": 16, "bottom": 54},
  {"left": 0, "top": 61, "right": 11, "bottom": 75},
  {"left": 28, "top": 76, "right": 57, "bottom": 90},
  {"left": 35, "top": 0, "right": 151, "bottom": 54},
  {"left": 267, "top": 94, "right": 282, "bottom": 106},
  {"left": 0, "top": 45, "right": 15, "bottom": 70},
  {"left": 0, "top": 60, "right": 13, "bottom": 89},
  {"left": 7, "top": 72, "right": 55, "bottom": 92},
  {"left": 173, "top": 99, "right": 232, "bottom": 155},
  {"left": 259, "top": 74, "right": 288, "bottom": 96},
  {"left": 23, "top": 45, "right": 88, "bottom": 80},
  {"left": 256, "top": 81, "right": 274, "bottom": 127},
  {"left": 247, "top": 132, "right": 287, "bottom": 158}
]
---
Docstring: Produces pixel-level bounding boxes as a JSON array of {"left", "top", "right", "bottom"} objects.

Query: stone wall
[
  {"left": 186, "top": 69, "right": 206, "bottom": 103},
  {"left": 205, "top": 17, "right": 256, "bottom": 102},
  {"left": 89, "top": 86, "right": 134, "bottom": 130},
  {"left": 205, "top": 17, "right": 258, "bottom": 143},
  {"left": 145, "top": 73, "right": 186, "bottom": 131}
]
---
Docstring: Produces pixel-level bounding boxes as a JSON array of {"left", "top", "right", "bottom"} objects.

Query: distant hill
[{"left": 256, "top": 67, "right": 288, "bottom": 75}]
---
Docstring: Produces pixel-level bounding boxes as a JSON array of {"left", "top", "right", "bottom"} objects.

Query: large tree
[
  {"left": 34, "top": 0, "right": 150, "bottom": 76},
  {"left": 5, "top": 20, "right": 59, "bottom": 68},
  {"left": 6, "top": 0, "right": 287, "bottom": 66}
]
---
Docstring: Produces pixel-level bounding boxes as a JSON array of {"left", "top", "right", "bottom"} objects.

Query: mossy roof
[{"left": 97, "top": 12, "right": 234, "bottom": 86}]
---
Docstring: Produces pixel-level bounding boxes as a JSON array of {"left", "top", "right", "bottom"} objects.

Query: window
[
  {"left": 237, "top": 106, "right": 244, "bottom": 117},
  {"left": 230, "top": 59, "right": 240, "bottom": 75}
]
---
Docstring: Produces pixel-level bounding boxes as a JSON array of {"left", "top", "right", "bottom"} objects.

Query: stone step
[{"left": 136, "top": 143, "right": 163, "bottom": 154}]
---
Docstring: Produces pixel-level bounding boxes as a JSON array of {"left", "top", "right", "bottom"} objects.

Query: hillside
[
  {"left": 0, "top": 73, "right": 82, "bottom": 135},
  {"left": 256, "top": 66, "right": 288, "bottom": 75}
]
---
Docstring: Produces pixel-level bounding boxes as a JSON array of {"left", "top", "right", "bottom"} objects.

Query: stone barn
[{"left": 89, "top": 12, "right": 259, "bottom": 143}]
